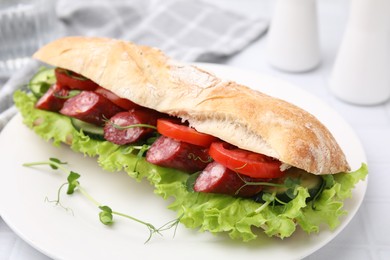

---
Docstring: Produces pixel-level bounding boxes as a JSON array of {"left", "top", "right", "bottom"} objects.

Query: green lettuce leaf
[{"left": 13, "top": 90, "right": 369, "bottom": 241}]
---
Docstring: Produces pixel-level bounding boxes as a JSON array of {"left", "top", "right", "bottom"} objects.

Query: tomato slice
[
  {"left": 55, "top": 68, "right": 99, "bottom": 91},
  {"left": 95, "top": 86, "right": 140, "bottom": 110},
  {"left": 209, "top": 142, "right": 284, "bottom": 178},
  {"left": 156, "top": 119, "right": 218, "bottom": 147}
]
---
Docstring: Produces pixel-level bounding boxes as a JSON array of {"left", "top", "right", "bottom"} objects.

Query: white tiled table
[{"left": 1, "top": 0, "right": 389, "bottom": 259}]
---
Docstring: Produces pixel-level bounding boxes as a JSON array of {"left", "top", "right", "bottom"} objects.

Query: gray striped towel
[{"left": 0, "top": 0, "right": 268, "bottom": 131}]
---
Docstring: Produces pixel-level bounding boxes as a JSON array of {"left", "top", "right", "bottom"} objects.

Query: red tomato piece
[
  {"left": 156, "top": 119, "right": 218, "bottom": 147},
  {"left": 55, "top": 68, "right": 99, "bottom": 91},
  {"left": 208, "top": 142, "right": 284, "bottom": 178},
  {"left": 94, "top": 86, "right": 140, "bottom": 110}
]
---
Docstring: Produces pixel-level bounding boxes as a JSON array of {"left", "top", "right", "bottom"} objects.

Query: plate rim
[{"left": 0, "top": 63, "right": 368, "bottom": 260}]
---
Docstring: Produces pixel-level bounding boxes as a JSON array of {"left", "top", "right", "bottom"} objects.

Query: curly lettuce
[{"left": 13, "top": 90, "right": 368, "bottom": 241}]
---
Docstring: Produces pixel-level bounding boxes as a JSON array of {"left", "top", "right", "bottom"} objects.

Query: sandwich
[{"left": 14, "top": 36, "right": 368, "bottom": 241}]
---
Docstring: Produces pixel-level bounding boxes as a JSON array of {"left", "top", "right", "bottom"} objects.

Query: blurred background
[{"left": 1, "top": 0, "right": 389, "bottom": 259}]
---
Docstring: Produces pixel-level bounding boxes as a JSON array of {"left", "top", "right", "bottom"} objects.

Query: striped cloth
[
  {"left": 0, "top": 61, "right": 39, "bottom": 131},
  {"left": 57, "top": 0, "right": 268, "bottom": 61},
  {"left": 0, "top": 0, "right": 268, "bottom": 131}
]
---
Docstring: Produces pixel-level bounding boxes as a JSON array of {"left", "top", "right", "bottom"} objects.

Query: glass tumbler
[{"left": 0, "top": 0, "right": 61, "bottom": 77}]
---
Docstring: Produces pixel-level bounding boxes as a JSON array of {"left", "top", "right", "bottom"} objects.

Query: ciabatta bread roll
[{"left": 33, "top": 36, "right": 350, "bottom": 175}]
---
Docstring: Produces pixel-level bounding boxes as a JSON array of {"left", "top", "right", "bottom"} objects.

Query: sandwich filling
[{"left": 13, "top": 66, "right": 368, "bottom": 241}]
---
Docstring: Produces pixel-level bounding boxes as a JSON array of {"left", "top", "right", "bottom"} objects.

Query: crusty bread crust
[{"left": 33, "top": 36, "right": 350, "bottom": 174}]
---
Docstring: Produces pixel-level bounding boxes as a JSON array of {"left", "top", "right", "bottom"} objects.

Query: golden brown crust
[{"left": 33, "top": 36, "right": 350, "bottom": 174}]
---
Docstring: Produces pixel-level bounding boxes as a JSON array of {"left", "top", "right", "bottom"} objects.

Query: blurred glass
[{"left": 0, "top": 0, "right": 62, "bottom": 77}]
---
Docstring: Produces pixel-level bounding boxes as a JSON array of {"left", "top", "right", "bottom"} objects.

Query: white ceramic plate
[{"left": 0, "top": 64, "right": 367, "bottom": 260}]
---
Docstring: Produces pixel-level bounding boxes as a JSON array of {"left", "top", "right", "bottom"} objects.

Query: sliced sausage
[
  {"left": 60, "top": 91, "right": 123, "bottom": 126},
  {"left": 194, "top": 161, "right": 263, "bottom": 197},
  {"left": 146, "top": 135, "right": 210, "bottom": 173},
  {"left": 104, "top": 110, "right": 158, "bottom": 145},
  {"left": 35, "top": 83, "right": 69, "bottom": 112}
]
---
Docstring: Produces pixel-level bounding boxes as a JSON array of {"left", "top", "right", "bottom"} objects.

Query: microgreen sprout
[
  {"left": 187, "top": 153, "right": 213, "bottom": 163},
  {"left": 135, "top": 144, "right": 151, "bottom": 157},
  {"left": 99, "top": 206, "right": 114, "bottom": 225},
  {"left": 235, "top": 173, "right": 302, "bottom": 211},
  {"left": 66, "top": 171, "right": 81, "bottom": 194},
  {"left": 108, "top": 122, "right": 157, "bottom": 131},
  {"left": 234, "top": 163, "right": 248, "bottom": 170},
  {"left": 253, "top": 192, "right": 276, "bottom": 214},
  {"left": 101, "top": 114, "right": 157, "bottom": 132},
  {"left": 125, "top": 144, "right": 151, "bottom": 177},
  {"left": 234, "top": 174, "right": 286, "bottom": 196},
  {"left": 23, "top": 157, "right": 69, "bottom": 171},
  {"left": 23, "top": 158, "right": 181, "bottom": 243},
  {"left": 44, "top": 183, "right": 74, "bottom": 214}
]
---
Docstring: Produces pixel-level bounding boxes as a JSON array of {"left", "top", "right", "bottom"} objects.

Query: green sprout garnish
[
  {"left": 23, "top": 158, "right": 181, "bottom": 243},
  {"left": 108, "top": 122, "right": 157, "bottom": 131},
  {"left": 187, "top": 153, "right": 213, "bottom": 163}
]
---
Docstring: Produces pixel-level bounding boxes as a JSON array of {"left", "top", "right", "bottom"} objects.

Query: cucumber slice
[
  {"left": 28, "top": 67, "right": 56, "bottom": 98},
  {"left": 71, "top": 118, "right": 105, "bottom": 140},
  {"left": 254, "top": 168, "right": 323, "bottom": 203}
]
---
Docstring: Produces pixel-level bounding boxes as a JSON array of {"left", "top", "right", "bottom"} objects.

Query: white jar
[
  {"left": 329, "top": 0, "right": 390, "bottom": 105},
  {"left": 266, "top": 0, "right": 321, "bottom": 72}
]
